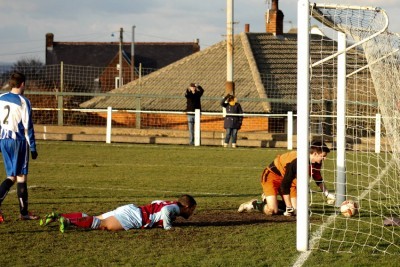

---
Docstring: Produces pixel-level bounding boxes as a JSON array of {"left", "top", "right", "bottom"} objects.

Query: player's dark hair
[
  {"left": 178, "top": 194, "right": 197, "bottom": 207},
  {"left": 310, "top": 141, "right": 330, "bottom": 153},
  {"left": 9, "top": 71, "right": 26, "bottom": 88}
]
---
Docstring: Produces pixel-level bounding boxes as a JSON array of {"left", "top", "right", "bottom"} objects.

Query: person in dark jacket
[
  {"left": 185, "top": 83, "right": 204, "bottom": 145},
  {"left": 221, "top": 94, "right": 243, "bottom": 148}
]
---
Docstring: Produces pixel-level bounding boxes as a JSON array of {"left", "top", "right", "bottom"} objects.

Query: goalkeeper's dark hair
[
  {"left": 310, "top": 141, "right": 330, "bottom": 154},
  {"left": 178, "top": 194, "right": 197, "bottom": 207},
  {"left": 8, "top": 71, "right": 26, "bottom": 88}
]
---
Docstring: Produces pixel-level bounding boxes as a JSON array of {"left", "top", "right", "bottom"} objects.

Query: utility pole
[
  {"left": 226, "top": 0, "right": 234, "bottom": 96},
  {"left": 131, "top": 25, "right": 135, "bottom": 82},
  {"left": 118, "top": 27, "right": 123, "bottom": 87}
]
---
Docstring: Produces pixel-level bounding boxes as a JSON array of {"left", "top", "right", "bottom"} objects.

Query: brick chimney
[
  {"left": 265, "top": 0, "right": 284, "bottom": 35},
  {"left": 46, "top": 33, "right": 54, "bottom": 51},
  {"left": 244, "top": 24, "right": 250, "bottom": 33}
]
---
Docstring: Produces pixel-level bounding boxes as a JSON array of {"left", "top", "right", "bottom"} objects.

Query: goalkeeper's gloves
[
  {"left": 31, "top": 151, "right": 38, "bottom": 160},
  {"left": 325, "top": 193, "right": 336, "bottom": 205},
  {"left": 283, "top": 207, "right": 296, "bottom": 217}
]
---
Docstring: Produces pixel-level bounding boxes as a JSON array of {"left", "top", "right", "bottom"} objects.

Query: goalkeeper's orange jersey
[
  {"left": 270, "top": 151, "right": 323, "bottom": 182},
  {"left": 273, "top": 151, "right": 297, "bottom": 177},
  {"left": 261, "top": 151, "right": 324, "bottom": 197}
]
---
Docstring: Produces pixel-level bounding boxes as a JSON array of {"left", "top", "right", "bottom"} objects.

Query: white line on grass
[
  {"left": 29, "top": 161, "right": 260, "bottom": 170},
  {"left": 292, "top": 158, "right": 394, "bottom": 267},
  {"left": 9, "top": 184, "right": 240, "bottom": 197},
  {"left": 7, "top": 185, "right": 40, "bottom": 194}
]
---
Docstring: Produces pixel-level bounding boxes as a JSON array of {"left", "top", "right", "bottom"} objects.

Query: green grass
[{"left": 0, "top": 141, "right": 399, "bottom": 266}]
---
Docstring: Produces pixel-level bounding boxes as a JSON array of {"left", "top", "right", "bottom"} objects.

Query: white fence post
[
  {"left": 195, "top": 109, "right": 201, "bottom": 146},
  {"left": 58, "top": 62, "right": 64, "bottom": 126},
  {"left": 106, "top": 107, "right": 112, "bottom": 144},
  {"left": 287, "top": 111, "right": 293, "bottom": 150}
]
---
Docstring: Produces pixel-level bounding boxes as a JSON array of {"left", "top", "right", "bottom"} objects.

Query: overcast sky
[{"left": 0, "top": 0, "right": 399, "bottom": 64}]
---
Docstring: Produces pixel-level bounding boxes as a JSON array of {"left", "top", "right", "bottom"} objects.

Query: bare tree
[{"left": 12, "top": 57, "right": 44, "bottom": 81}]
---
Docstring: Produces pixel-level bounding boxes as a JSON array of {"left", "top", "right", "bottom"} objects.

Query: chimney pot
[
  {"left": 271, "top": 0, "right": 278, "bottom": 11},
  {"left": 46, "top": 33, "right": 54, "bottom": 50},
  {"left": 245, "top": 24, "right": 250, "bottom": 33}
]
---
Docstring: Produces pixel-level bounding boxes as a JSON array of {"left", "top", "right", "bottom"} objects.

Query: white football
[{"left": 340, "top": 200, "right": 358, "bottom": 218}]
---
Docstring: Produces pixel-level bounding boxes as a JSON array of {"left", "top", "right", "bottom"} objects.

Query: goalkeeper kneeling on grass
[
  {"left": 238, "top": 141, "right": 335, "bottom": 216},
  {"left": 40, "top": 194, "right": 196, "bottom": 233}
]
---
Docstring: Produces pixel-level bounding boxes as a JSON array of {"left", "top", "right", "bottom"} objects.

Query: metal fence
[{"left": 0, "top": 63, "right": 382, "bottom": 137}]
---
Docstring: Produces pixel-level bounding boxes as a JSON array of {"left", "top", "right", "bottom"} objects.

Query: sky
[{"left": 0, "top": 0, "right": 399, "bottom": 64}]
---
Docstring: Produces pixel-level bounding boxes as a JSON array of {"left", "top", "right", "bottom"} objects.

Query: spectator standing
[
  {"left": 221, "top": 94, "right": 243, "bottom": 148},
  {"left": 185, "top": 83, "right": 204, "bottom": 145}
]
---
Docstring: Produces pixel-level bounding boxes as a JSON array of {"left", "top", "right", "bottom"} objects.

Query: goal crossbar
[{"left": 310, "top": 4, "right": 388, "bottom": 67}]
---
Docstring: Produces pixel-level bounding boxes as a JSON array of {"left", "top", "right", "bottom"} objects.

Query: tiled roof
[
  {"left": 81, "top": 33, "right": 268, "bottom": 113},
  {"left": 247, "top": 33, "right": 298, "bottom": 113},
  {"left": 46, "top": 42, "right": 199, "bottom": 69}
]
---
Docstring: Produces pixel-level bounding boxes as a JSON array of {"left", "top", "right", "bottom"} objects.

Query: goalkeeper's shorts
[{"left": 261, "top": 170, "right": 297, "bottom": 198}]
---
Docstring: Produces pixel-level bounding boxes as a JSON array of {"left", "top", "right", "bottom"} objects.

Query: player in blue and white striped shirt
[{"left": 0, "top": 71, "right": 39, "bottom": 222}]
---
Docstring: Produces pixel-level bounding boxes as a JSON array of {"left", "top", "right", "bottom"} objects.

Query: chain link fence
[{"left": 0, "top": 64, "right": 298, "bottom": 133}]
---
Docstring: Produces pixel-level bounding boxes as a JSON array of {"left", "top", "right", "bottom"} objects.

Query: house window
[{"left": 115, "top": 77, "right": 123, "bottom": 88}]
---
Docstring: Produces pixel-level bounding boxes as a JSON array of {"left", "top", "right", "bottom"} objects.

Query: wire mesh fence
[
  {"left": 0, "top": 63, "right": 381, "bottom": 137},
  {"left": 0, "top": 63, "right": 297, "bottom": 133}
]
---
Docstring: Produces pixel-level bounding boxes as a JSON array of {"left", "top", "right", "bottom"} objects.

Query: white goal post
[{"left": 297, "top": 1, "right": 400, "bottom": 254}]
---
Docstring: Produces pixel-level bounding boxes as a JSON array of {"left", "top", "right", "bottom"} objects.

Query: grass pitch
[{"left": 0, "top": 141, "right": 398, "bottom": 266}]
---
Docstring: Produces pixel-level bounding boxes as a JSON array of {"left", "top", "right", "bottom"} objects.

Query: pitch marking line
[
  {"left": 10, "top": 185, "right": 239, "bottom": 197},
  {"left": 292, "top": 158, "right": 394, "bottom": 267}
]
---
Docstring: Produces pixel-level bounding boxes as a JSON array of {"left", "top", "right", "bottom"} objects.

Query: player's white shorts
[{"left": 100, "top": 204, "right": 142, "bottom": 230}]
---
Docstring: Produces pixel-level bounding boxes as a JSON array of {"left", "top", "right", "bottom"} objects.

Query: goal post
[
  {"left": 335, "top": 31, "right": 346, "bottom": 208},
  {"left": 296, "top": 0, "right": 311, "bottom": 252},
  {"left": 298, "top": 1, "right": 400, "bottom": 254}
]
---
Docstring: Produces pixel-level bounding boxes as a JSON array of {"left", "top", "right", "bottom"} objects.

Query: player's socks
[
  {"left": 70, "top": 216, "right": 101, "bottom": 229},
  {"left": 60, "top": 212, "right": 87, "bottom": 220},
  {"left": 0, "top": 178, "right": 14, "bottom": 205},
  {"left": 17, "top": 182, "right": 28, "bottom": 215}
]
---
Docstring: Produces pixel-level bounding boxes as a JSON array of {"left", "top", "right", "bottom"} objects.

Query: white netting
[{"left": 308, "top": 3, "right": 400, "bottom": 254}]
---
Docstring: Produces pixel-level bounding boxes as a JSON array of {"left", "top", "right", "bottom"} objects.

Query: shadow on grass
[
  {"left": 174, "top": 211, "right": 296, "bottom": 227},
  {"left": 175, "top": 219, "right": 294, "bottom": 227}
]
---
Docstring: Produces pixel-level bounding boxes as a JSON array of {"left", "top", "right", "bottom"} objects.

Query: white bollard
[
  {"left": 194, "top": 109, "right": 201, "bottom": 146},
  {"left": 287, "top": 111, "right": 293, "bottom": 150},
  {"left": 106, "top": 106, "right": 112, "bottom": 144}
]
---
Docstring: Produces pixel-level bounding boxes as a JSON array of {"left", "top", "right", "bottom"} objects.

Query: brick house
[{"left": 45, "top": 33, "right": 200, "bottom": 92}]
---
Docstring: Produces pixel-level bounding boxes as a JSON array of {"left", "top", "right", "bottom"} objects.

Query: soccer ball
[{"left": 340, "top": 200, "right": 358, "bottom": 218}]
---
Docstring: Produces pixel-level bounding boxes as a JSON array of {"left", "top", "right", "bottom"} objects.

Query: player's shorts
[
  {"left": 290, "top": 178, "right": 297, "bottom": 198},
  {"left": 261, "top": 168, "right": 283, "bottom": 196},
  {"left": 100, "top": 204, "right": 142, "bottom": 230},
  {"left": 0, "top": 139, "right": 29, "bottom": 176},
  {"left": 261, "top": 168, "right": 297, "bottom": 198}
]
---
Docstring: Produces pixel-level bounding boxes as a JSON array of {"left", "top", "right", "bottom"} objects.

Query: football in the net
[{"left": 340, "top": 200, "right": 358, "bottom": 218}]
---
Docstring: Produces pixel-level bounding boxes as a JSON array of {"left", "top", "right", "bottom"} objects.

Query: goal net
[{"left": 299, "top": 2, "right": 400, "bottom": 254}]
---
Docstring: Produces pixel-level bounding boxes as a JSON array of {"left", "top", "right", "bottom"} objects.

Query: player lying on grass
[
  {"left": 238, "top": 141, "right": 334, "bottom": 216},
  {"left": 40, "top": 194, "right": 196, "bottom": 233}
]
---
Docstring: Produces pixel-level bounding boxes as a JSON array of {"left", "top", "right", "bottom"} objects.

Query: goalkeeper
[{"left": 238, "top": 141, "right": 334, "bottom": 216}]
